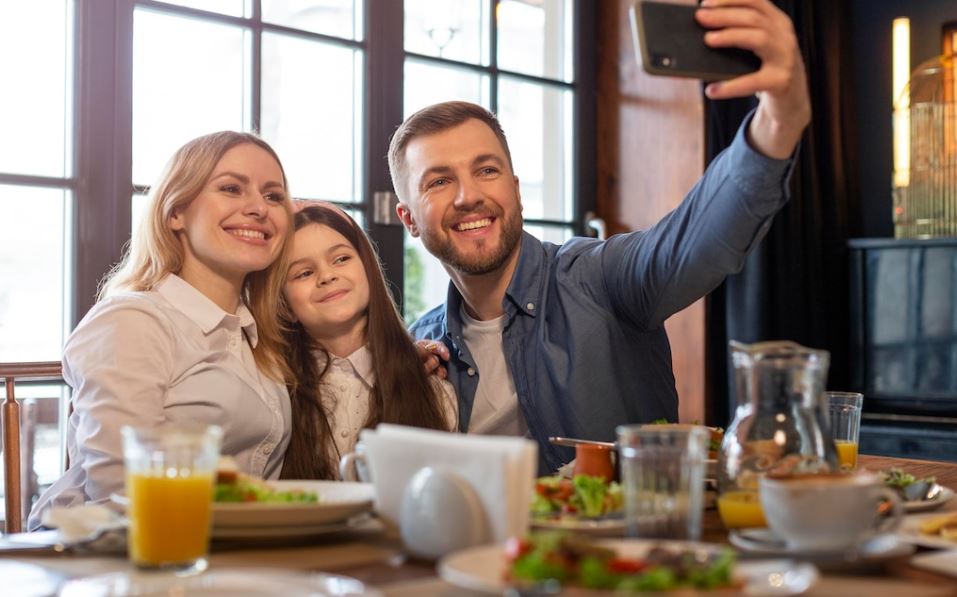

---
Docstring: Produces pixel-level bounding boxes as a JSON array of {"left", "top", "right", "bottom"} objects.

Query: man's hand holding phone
[{"left": 695, "top": 0, "right": 811, "bottom": 159}]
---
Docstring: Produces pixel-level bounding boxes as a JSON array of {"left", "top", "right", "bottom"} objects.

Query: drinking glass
[
  {"left": 122, "top": 424, "right": 223, "bottom": 573},
  {"left": 827, "top": 392, "right": 863, "bottom": 470},
  {"left": 616, "top": 425, "right": 708, "bottom": 540}
]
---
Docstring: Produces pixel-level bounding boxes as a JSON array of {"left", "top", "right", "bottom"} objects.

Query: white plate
[
  {"left": 902, "top": 486, "right": 955, "bottom": 513},
  {"left": 212, "top": 481, "right": 374, "bottom": 529},
  {"left": 530, "top": 515, "right": 627, "bottom": 536},
  {"left": 897, "top": 512, "right": 957, "bottom": 549},
  {"left": 911, "top": 550, "right": 957, "bottom": 578},
  {"left": 213, "top": 520, "right": 354, "bottom": 540},
  {"left": 729, "top": 528, "right": 914, "bottom": 564},
  {"left": 438, "top": 539, "right": 819, "bottom": 596},
  {"left": 58, "top": 569, "right": 382, "bottom": 597}
]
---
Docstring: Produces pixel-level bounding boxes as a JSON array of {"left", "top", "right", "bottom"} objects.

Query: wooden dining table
[{"left": 3, "top": 454, "right": 957, "bottom": 596}]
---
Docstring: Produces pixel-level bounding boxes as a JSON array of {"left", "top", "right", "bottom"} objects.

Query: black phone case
[{"left": 630, "top": 0, "right": 761, "bottom": 81}]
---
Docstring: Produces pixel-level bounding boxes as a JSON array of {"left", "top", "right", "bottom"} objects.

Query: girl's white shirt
[
  {"left": 317, "top": 345, "right": 458, "bottom": 466},
  {"left": 28, "top": 274, "right": 291, "bottom": 530}
]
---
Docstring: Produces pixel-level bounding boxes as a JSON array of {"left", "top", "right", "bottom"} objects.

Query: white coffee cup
[
  {"left": 338, "top": 441, "right": 371, "bottom": 482},
  {"left": 759, "top": 471, "right": 902, "bottom": 552}
]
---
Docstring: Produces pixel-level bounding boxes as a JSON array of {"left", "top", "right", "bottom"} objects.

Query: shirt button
[
  {"left": 263, "top": 445, "right": 273, "bottom": 455},
  {"left": 339, "top": 385, "right": 347, "bottom": 392},
  {"left": 467, "top": 368, "right": 476, "bottom": 376},
  {"left": 340, "top": 430, "right": 348, "bottom": 438},
  {"left": 526, "top": 302, "right": 535, "bottom": 311}
]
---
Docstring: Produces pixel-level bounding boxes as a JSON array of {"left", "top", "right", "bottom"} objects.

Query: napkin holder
[{"left": 361, "top": 424, "right": 537, "bottom": 555}]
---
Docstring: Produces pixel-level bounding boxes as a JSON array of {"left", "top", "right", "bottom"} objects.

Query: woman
[
  {"left": 278, "top": 204, "right": 457, "bottom": 480},
  {"left": 29, "top": 131, "right": 294, "bottom": 529}
]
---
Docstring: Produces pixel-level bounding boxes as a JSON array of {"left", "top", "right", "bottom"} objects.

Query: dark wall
[{"left": 851, "top": 0, "right": 957, "bottom": 238}]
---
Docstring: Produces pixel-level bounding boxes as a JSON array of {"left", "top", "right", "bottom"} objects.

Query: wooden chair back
[{"left": 0, "top": 362, "right": 63, "bottom": 534}]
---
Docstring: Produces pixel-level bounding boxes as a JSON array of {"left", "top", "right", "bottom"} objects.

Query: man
[{"left": 389, "top": 0, "right": 810, "bottom": 471}]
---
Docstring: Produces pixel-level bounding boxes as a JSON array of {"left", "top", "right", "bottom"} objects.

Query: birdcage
[{"left": 893, "top": 53, "right": 957, "bottom": 238}]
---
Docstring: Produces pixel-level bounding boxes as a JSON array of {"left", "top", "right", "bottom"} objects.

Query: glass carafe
[{"left": 716, "top": 340, "right": 839, "bottom": 529}]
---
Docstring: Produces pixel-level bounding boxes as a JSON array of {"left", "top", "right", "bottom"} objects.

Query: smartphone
[{"left": 630, "top": 0, "right": 760, "bottom": 81}]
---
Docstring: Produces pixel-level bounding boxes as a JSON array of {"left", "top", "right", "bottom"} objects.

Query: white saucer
[{"left": 730, "top": 528, "right": 914, "bottom": 566}]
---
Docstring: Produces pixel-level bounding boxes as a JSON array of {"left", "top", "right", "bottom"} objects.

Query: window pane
[
  {"left": 151, "top": 0, "right": 249, "bottom": 17},
  {"left": 404, "top": 59, "right": 490, "bottom": 118},
  {"left": 498, "top": 78, "right": 573, "bottom": 221},
  {"left": 0, "top": 186, "right": 70, "bottom": 362},
  {"left": 133, "top": 9, "right": 249, "bottom": 186},
  {"left": 525, "top": 224, "right": 573, "bottom": 245},
  {"left": 404, "top": 0, "right": 490, "bottom": 65},
  {"left": 132, "top": 192, "right": 149, "bottom": 237},
  {"left": 263, "top": 0, "right": 361, "bottom": 40},
  {"left": 262, "top": 34, "right": 362, "bottom": 202},
  {"left": 404, "top": 230, "right": 450, "bottom": 324},
  {"left": 497, "top": 0, "right": 573, "bottom": 82},
  {"left": 0, "top": 1, "right": 72, "bottom": 177}
]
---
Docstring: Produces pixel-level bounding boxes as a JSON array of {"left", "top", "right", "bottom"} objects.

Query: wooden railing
[{"left": 0, "top": 362, "right": 63, "bottom": 534}]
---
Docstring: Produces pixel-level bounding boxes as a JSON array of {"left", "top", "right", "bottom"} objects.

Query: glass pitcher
[{"left": 716, "top": 340, "right": 839, "bottom": 529}]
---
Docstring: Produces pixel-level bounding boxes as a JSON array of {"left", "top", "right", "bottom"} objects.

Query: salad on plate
[
  {"left": 506, "top": 533, "right": 738, "bottom": 592},
  {"left": 214, "top": 459, "right": 318, "bottom": 504},
  {"left": 532, "top": 475, "right": 622, "bottom": 520}
]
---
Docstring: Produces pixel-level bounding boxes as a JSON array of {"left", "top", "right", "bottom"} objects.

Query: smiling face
[
  {"left": 283, "top": 223, "right": 370, "bottom": 353},
  {"left": 396, "top": 118, "right": 523, "bottom": 276},
  {"left": 170, "top": 142, "right": 289, "bottom": 292}
]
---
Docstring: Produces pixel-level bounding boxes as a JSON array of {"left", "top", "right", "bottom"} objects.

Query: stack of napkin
[{"left": 360, "top": 424, "right": 537, "bottom": 544}]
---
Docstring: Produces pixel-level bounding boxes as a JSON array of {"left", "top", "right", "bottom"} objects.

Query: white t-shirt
[{"left": 460, "top": 305, "right": 527, "bottom": 436}]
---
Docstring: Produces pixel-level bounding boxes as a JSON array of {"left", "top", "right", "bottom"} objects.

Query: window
[
  {"left": 401, "top": 0, "right": 586, "bottom": 322},
  {"left": 0, "top": 0, "right": 74, "bottom": 510},
  {"left": 1, "top": 0, "right": 594, "bottom": 514}
]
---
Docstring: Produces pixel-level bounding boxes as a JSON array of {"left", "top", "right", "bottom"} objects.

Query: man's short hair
[{"left": 387, "top": 101, "right": 514, "bottom": 203}]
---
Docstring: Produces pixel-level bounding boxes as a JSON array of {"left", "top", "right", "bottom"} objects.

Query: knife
[{"left": 548, "top": 437, "right": 617, "bottom": 449}]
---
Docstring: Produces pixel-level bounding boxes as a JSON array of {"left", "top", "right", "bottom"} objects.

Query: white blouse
[
  {"left": 28, "top": 274, "right": 291, "bottom": 529},
  {"left": 318, "top": 346, "right": 458, "bottom": 466}
]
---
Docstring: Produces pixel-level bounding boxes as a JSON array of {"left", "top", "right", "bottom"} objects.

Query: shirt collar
[
  {"left": 325, "top": 345, "right": 375, "bottom": 388},
  {"left": 155, "top": 274, "right": 260, "bottom": 346},
  {"left": 444, "top": 232, "right": 545, "bottom": 338}
]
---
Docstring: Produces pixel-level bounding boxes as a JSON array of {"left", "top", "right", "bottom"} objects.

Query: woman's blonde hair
[{"left": 99, "top": 131, "right": 294, "bottom": 380}]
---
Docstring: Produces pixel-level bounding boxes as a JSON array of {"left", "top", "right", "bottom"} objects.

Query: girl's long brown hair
[{"left": 279, "top": 204, "right": 451, "bottom": 480}]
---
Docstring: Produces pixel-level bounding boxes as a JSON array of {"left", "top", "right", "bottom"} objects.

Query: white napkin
[
  {"left": 361, "top": 424, "right": 537, "bottom": 543},
  {"left": 41, "top": 504, "right": 127, "bottom": 551}
]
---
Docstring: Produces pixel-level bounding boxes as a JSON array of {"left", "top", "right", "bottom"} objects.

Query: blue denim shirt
[{"left": 409, "top": 116, "right": 795, "bottom": 472}]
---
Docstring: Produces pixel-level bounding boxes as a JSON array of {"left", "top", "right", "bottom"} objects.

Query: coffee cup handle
[
  {"left": 873, "top": 488, "right": 904, "bottom": 535},
  {"left": 339, "top": 451, "right": 365, "bottom": 482}
]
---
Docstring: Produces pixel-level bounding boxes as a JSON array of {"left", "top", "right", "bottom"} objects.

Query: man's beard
[{"left": 420, "top": 209, "right": 523, "bottom": 276}]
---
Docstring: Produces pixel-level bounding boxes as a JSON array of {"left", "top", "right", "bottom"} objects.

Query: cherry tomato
[{"left": 607, "top": 558, "right": 648, "bottom": 574}]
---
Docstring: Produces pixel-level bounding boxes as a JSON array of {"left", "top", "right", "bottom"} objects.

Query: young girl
[
  {"left": 279, "top": 204, "right": 457, "bottom": 480},
  {"left": 29, "top": 132, "right": 294, "bottom": 528}
]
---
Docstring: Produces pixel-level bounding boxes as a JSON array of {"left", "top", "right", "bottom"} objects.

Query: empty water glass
[{"left": 616, "top": 425, "right": 708, "bottom": 540}]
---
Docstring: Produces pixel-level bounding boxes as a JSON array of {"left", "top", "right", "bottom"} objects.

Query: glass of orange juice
[
  {"left": 121, "top": 424, "right": 223, "bottom": 574},
  {"left": 717, "top": 490, "right": 767, "bottom": 529},
  {"left": 827, "top": 392, "right": 863, "bottom": 470}
]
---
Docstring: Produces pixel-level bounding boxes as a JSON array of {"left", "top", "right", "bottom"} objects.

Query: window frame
[{"left": 65, "top": 0, "right": 595, "bottom": 324}]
